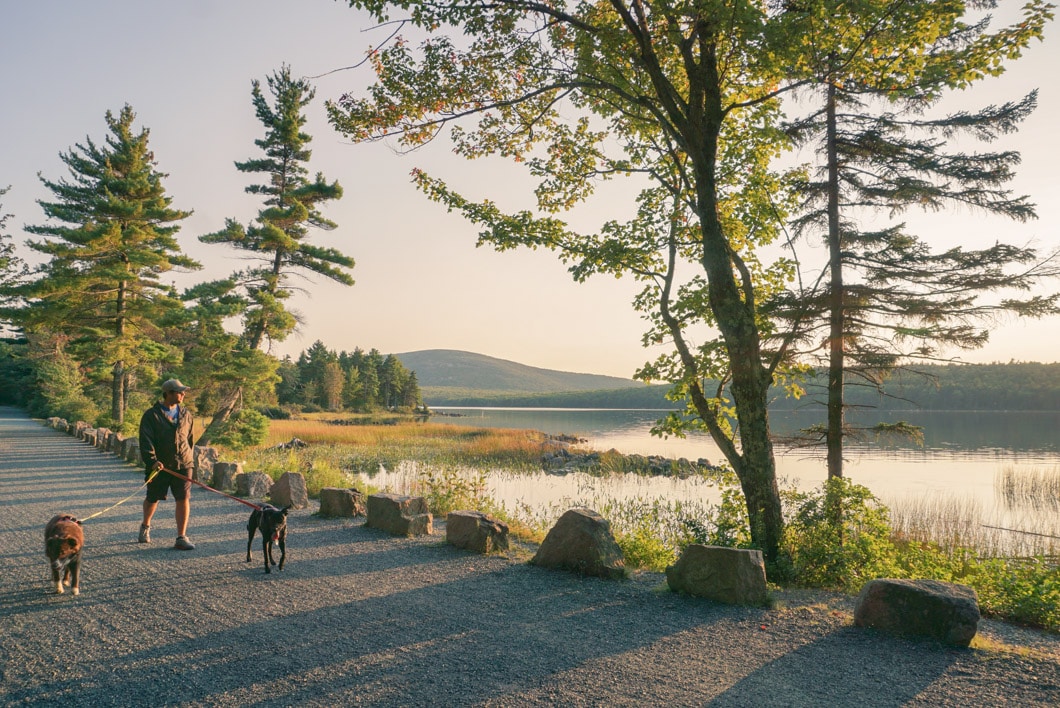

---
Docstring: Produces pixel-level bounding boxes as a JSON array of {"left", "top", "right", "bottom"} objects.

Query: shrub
[
  {"left": 784, "top": 477, "right": 899, "bottom": 591},
  {"left": 213, "top": 409, "right": 270, "bottom": 450},
  {"left": 414, "top": 467, "right": 494, "bottom": 517},
  {"left": 615, "top": 520, "right": 677, "bottom": 572},
  {"left": 968, "top": 558, "right": 1060, "bottom": 629}
]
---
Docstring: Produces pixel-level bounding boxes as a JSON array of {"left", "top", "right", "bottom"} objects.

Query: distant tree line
[
  {"left": 273, "top": 341, "right": 422, "bottom": 414},
  {"left": 428, "top": 363, "right": 1060, "bottom": 412},
  {"left": 777, "top": 363, "right": 1060, "bottom": 413}
]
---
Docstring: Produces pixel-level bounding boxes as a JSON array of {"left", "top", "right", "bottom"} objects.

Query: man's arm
[{"left": 139, "top": 409, "right": 161, "bottom": 471}]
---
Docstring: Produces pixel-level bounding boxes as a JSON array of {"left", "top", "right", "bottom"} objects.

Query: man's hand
[{"left": 152, "top": 461, "right": 164, "bottom": 472}]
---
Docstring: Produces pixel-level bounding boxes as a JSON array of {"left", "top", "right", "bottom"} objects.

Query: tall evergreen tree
[
  {"left": 202, "top": 65, "right": 353, "bottom": 350},
  {"left": 0, "top": 186, "right": 26, "bottom": 334},
  {"left": 776, "top": 0, "right": 1057, "bottom": 477},
  {"left": 197, "top": 66, "right": 354, "bottom": 443},
  {"left": 12, "top": 106, "right": 198, "bottom": 425}
]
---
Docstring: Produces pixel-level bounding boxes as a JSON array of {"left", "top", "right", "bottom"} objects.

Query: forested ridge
[{"left": 422, "top": 362, "right": 1060, "bottom": 411}]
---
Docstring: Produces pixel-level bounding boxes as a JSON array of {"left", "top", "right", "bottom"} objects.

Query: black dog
[{"left": 246, "top": 504, "right": 289, "bottom": 574}]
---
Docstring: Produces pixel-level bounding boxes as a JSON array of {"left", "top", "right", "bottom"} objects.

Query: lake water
[{"left": 371, "top": 407, "right": 1060, "bottom": 545}]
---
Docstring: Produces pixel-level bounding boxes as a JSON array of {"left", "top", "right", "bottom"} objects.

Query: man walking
[{"left": 139, "top": 378, "right": 196, "bottom": 550}]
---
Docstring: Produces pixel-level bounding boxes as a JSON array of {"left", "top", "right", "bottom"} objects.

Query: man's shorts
[{"left": 145, "top": 467, "right": 192, "bottom": 502}]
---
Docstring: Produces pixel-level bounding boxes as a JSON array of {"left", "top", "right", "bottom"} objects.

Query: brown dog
[{"left": 44, "top": 514, "right": 83, "bottom": 595}]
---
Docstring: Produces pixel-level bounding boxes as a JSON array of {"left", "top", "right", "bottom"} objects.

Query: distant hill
[
  {"left": 395, "top": 351, "right": 1060, "bottom": 410},
  {"left": 395, "top": 349, "right": 642, "bottom": 394}
]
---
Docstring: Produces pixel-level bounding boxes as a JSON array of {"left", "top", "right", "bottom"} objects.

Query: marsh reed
[
  {"left": 996, "top": 464, "right": 1060, "bottom": 511},
  {"left": 886, "top": 492, "right": 1060, "bottom": 560}
]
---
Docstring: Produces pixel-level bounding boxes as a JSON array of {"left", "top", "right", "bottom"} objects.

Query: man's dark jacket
[{"left": 139, "top": 402, "right": 195, "bottom": 472}]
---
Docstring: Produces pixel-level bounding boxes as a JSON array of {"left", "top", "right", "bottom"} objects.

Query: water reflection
[{"left": 413, "top": 407, "right": 1060, "bottom": 544}]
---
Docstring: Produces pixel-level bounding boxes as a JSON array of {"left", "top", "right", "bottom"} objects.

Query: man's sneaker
[
  {"left": 173, "top": 536, "right": 195, "bottom": 551},
  {"left": 138, "top": 524, "right": 151, "bottom": 544}
]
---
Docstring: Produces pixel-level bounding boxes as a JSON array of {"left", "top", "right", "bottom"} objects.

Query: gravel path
[{"left": 2, "top": 406, "right": 1058, "bottom": 707}]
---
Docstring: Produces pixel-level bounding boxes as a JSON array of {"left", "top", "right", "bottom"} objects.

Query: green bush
[
  {"left": 784, "top": 477, "right": 899, "bottom": 591},
  {"left": 968, "top": 558, "right": 1060, "bottom": 629},
  {"left": 213, "top": 409, "right": 270, "bottom": 450},
  {"left": 615, "top": 520, "right": 676, "bottom": 572},
  {"left": 417, "top": 467, "right": 495, "bottom": 517}
]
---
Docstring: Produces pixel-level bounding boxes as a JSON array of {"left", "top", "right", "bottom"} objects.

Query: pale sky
[{"left": 1, "top": 1, "right": 1058, "bottom": 379}]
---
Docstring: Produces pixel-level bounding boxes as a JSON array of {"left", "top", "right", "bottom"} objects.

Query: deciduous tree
[{"left": 329, "top": 0, "right": 797, "bottom": 563}]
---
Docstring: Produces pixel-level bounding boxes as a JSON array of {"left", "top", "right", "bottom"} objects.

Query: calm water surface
[{"left": 372, "top": 408, "right": 1060, "bottom": 536}]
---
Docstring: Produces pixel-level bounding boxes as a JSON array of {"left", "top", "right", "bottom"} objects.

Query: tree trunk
[
  {"left": 111, "top": 360, "right": 124, "bottom": 425},
  {"left": 112, "top": 277, "right": 127, "bottom": 425},
  {"left": 694, "top": 177, "right": 784, "bottom": 564},
  {"left": 825, "top": 80, "right": 845, "bottom": 479},
  {"left": 196, "top": 386, "right": 242, "bottom": 446},
  {"left": 680, "top": 51, "right": 784, "bottom": 566}
]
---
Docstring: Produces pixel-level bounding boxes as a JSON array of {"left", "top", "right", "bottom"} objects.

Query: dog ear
[{"left": 66, "top": 538, "right": 77, "bottom": 546}]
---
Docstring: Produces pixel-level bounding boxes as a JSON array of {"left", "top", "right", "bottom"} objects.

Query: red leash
[{"left": 159, "top": 466, "right": 263, "bottom": 511}]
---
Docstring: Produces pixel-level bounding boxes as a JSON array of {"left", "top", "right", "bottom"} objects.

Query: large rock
[
  {"left": 193, "top": 446, "right": 220, "bottom": 484},
  {"left": 447, "top": 510, "right": 509, "bottom": 553},
  {"left": 235, "top": 471, "right": 273, "bottom": 500},
  {"left": 270, "top": 471, "right": 310, "bottom": 510},
  {"left": 108, "top": 432, "right": 125, "bottom": 454},
  {"left": 854, "top": 578, "right": 980, "bottom": 647},
  {"left": 211, "top": 462, "right": 243, "bottom": 492},
  {"left": 531, "top": 508, "right": 625, "bottom": 580},
  {"left": 81, "top": 428, "right": 97, "bottom": 444},
  {"left": 93, "top": 427, "right": 111, "bottom": 450},
  {"left": 318, "top": 487, "right": 367, "bottom": 517},
  {"left": 666, "top": 544, "right": 770, "bottom": 606},
  {"left": 123, "top": 438, "right": 140, "bottom": 465},
  {"left": 366, "top": 493, "right": 433, "bottom": 536}
]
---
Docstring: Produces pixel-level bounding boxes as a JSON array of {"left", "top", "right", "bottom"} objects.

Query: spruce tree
[
  {"left": 14, "top": 106, "right": 198, "bottom": 425},
  {"left": 775, "top": 0, "right": 1057, "bottom": 478}
]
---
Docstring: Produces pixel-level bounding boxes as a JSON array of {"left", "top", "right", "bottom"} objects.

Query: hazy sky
[{"left": 2, "top": 1, "right": 1058, "bottom": 378}]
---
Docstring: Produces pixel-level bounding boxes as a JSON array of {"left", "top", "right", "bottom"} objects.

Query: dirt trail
[{"left": 1, "top": 406, "right": 1058, "bottom": 707}]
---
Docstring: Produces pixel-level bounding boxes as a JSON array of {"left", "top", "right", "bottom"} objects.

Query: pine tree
[
  {"left": 202, "top": 65, "right": 353, "bottom": 350},
  {"left": 13, "top": 106, "right": 197, "bottom": 425},
  {"left": 0, "top": 186, "right": 26, "bottom": 333},
  {"left": 197, "top": 66, "right": 354, "bottom": 444},
  {"left": 775, "top": 0, "right": 1057, "bottom": 478}
]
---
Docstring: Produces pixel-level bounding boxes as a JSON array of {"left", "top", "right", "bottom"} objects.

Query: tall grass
[
  {"left": 886, "top": 493, "right": 1060, "bottom": 560},
  {"left": 996, "top": 465, "right": 1060, "bottom": 511},
  {"left": 258, "top": 417, "right": 553, "bottom": 471}
]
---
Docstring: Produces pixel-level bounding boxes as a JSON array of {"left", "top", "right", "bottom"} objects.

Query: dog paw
[
  {"left": 72, "top": 588, "right": 80, "bottom": 596},
  {"left": 55, "top": 585, "right": 64, "bottom": 594}
]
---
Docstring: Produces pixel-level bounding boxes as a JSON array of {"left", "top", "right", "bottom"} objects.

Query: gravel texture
[{"left": 1, "top": 406, "right": 1058, "bottom": 707}]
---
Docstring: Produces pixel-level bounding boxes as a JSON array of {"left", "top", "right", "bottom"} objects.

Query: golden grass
[{"left": 261, "top": 418, "right": 555, "bottom": 470}]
